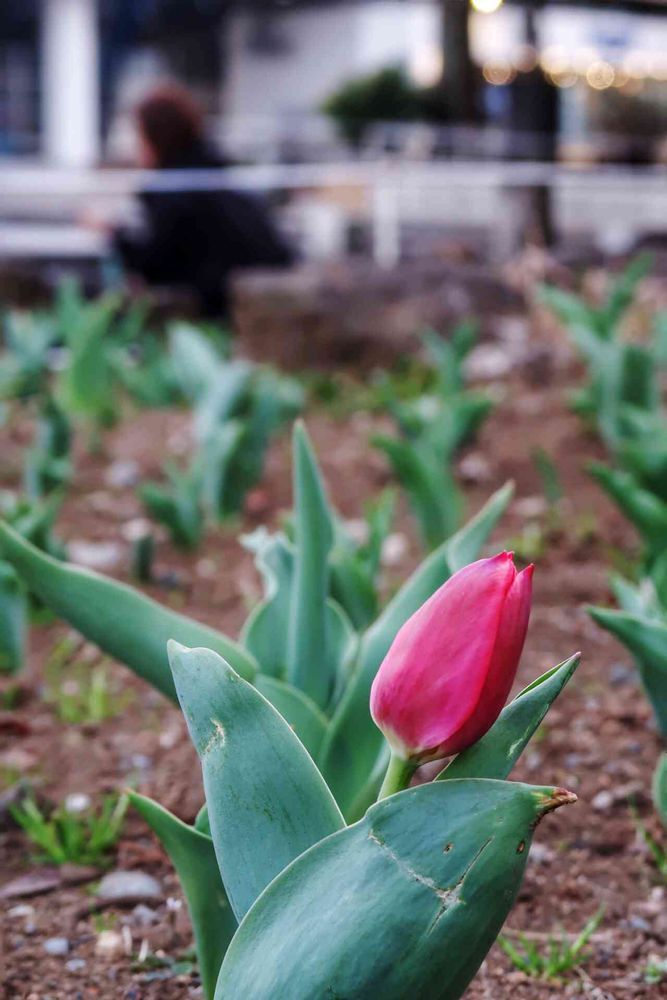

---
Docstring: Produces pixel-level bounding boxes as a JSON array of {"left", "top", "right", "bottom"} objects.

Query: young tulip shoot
[{"left": 371, "top": 552, "right": 533, "bottom": 793}]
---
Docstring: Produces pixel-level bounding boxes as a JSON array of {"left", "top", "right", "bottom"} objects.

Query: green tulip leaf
[
  {"left": 287, "top": 422, "right": 336, "bottom": 708},
  {"left": 589, "top": 606, "right": 667, "bottom": 737},
  {"left": 329, "top": 550, "right": 377, "bottom": 632},
  {"left": 653, "top": 754, "right": 667, "bottom": 827},
  {"left": 240, "top": 532, "right": 294, "bottom": 677},
  {"left": 216, "top": 779, "right": 576, "bottom": 1000},
  {"left": 168, "top": 322, "right": 225, "bottom": 403},
  {"left": 169, "top": 643, "right": 344, "bottom": 922},
  {"left": 254, "top": 674, "right": 329, "bottom": 761},
  {"left": 286, "top": 422, "right": 336, "bottom": 708},
  {"left": 610, "top": 574, "right": 660, "bottom": 619},
  {"left": 0, "top": 560, "right": 26, "bottom": 675},
  {"left": 437, "top": 654, "right": 580, "bottom": 781},
  {"left": 589, "top": 464, "right": 667, "bottom": 552},
  {"left": 373, "top": 433, "right": 459, "bottom": 551},
  {"left": 129, "top": 792, "right": 236, "bottom": 1000},
  {"left": 0, "top": 520, "right": 257, "bottom": 700}
]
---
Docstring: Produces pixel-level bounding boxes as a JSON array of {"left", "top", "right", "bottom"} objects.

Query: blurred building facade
[{"left": 0, "top": 0, "right": 666, "bottom": 166}]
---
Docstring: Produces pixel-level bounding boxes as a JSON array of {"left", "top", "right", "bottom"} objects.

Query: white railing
[{"left": 0, "top": 159, "right": 666, "bottom": 267}]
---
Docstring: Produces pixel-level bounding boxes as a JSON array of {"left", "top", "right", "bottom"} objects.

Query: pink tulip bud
[{"left": 370, "top": 552, "right": 533, "bottom": 764}]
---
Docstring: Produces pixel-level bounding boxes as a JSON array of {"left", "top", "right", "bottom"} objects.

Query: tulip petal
[
  {"left": 371, "top": 553, "right": 518, "bottom": 760},
  {"left": 441, "top": 564, "right": 533, "bottom": 755}
]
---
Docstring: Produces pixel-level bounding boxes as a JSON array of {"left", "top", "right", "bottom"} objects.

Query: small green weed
[
  {"left": 506, "top": 523, "right": 548, "bottom": 564},
  {"left": 634, "top": 815, "right": 667, "bottom": 880},
  {"left": 645, "top": 957, "right": 667, "bottom": 985},
  {"left": 44, "top": 637, "right": 132, "bottom": 724},
  {"left": 92, "top": 912, "right": 118, "bottom": 934},
  {"left": 11, "top": 792, "right": 128, "bottom": 866},
  {"left": 0, "top": 765, "right": 23, "bottom": 790},
  {"left": 533, "top": 448, "right": 563, "bottom": 506},
  {"left": 498, "top": 909, "right": 604, "bottom": 981},
  {"left": 0, "top": 682, "right": 22, "bottom": 710}
]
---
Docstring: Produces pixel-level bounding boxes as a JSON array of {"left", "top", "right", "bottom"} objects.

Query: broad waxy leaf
[
  {"left": 169, "top": 643, "right": 344, "bottom": 922},
  {"left": 254, "top": 674, "right": 329, "bottom": 761},
  {"left": 319, "top": 483, "right": 514, "bottom": 816},
  {"left": 242, "top": 526, "right": 356, "bottom": 700},
  {"left": 329, "top": 552, "right": 377, "bottom": 632},
  {"left": 286, "top": 422, "right": 336, "bottom": 708},
  {"left": 240, "top": 532, "right": 294, "bottom": 677},
  {"left": 438, "top": 654, "right": 580, "bottom": 781},
  {"left": 129, "top": 793, "right": 236, "bottom": 1000},
  {"left": 0, "top": 521, "right": 257, "bottom": 699},
  {"left": 0, "top": 560, "right": 26, "bottom": 675},
  {"left": 216, "top": 779, "right": 575, "bottom": 1000},
  {"left": 327, "top": 487, "right": 395, "bottom": 632},
  {"left": 589, "top": 606, "right": 667, "bottom": 737}
]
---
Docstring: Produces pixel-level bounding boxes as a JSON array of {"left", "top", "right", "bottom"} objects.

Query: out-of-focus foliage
[{"left": 374, "top": 321, "right": 493, "bottom": 550}]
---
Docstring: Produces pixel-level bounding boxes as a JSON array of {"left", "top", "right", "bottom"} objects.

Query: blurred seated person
[{"left": 111, "top": 84, "right": 295, "bottom": 318}]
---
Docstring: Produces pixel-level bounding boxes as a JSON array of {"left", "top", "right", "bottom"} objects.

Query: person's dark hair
[{"left": 135, "top": 84, "right": 204, "bottom": 167}]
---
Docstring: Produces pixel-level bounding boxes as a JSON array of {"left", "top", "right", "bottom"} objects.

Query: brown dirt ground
[{"left": 1, "top": 299, "right": 667, "bottom": 998}]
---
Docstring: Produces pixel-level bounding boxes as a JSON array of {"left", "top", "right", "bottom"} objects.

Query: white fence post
[
  {"left": 372, "top": 175, "right": 400, "bottom": 269},
  {"left": 41, "top": 0, "right": 100, "bottom": 168}
]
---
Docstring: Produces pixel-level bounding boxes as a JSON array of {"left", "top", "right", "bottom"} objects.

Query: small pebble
[
  {"left": 609, "top": 663, "right": 634, "bottom": 687},
  {"left": 105, "top": 460, "right": 140, "bottom": 489},
  {"left": 343, "top": 519, "right": 369, "bottom": 546},
  {"left": 131, "top": 904, "right": 158, "bottom": 927},
  {"left": 195, "top": 558, "right": 217, "bottom": 580},
  {"left": 43, "top": 937, "right": 69, "bottom": 957},
  {"left": 121, "top": 517, "right": 153, "bottom": 543},
  {"left": 68, "top": 540, "right": 124, "bottom": 571},
  {"left": 381, "top": 533, "right": 408, "bottom": 567},
  {"left": 529, "top": 842, "right": 555, "bottom": 864},
  {"left": 458, "top": 453, "right": 492, "bottom": 484},
  {"left": 64, "top": 793, "right": 91, "bottom": 815},
  {"left": 95, "top": 929, "right": 125, "bottom": 961},
  {"left": 97, "top": 870, "right": 163, "bottom": 903},
  {"left": 65, "top": 959, "right": 86, "bottom": 973},
  {"left": 465, "top": 345, "right": 514, "bottom": 381},
  {"left": 129, "top": 753, "right": 153, "bottom": 773},
  {"left": 514, "top": 495, "right": 548, "bottom": 519},
  {"left": 592, "top": 790, "right": 614, "bottom": 812}
]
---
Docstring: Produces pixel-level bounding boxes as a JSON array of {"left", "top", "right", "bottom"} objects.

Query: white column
[
  {"left": 372, "top": 178, "right": 401, "bottom": 270},
  {"left": 41, "top": 0, "right": 100, "bottom": 167}
]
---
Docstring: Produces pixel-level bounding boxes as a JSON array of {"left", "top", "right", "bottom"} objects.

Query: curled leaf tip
[
  {"left": 536, "top": 787, "right": 578, "bottom": 817},
  {"left": 167, "top": 638, "right": 189, "bottom": 657}
]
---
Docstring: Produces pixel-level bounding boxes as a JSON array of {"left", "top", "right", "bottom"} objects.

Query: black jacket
[{"left": 114, "top": 145, "right": 294, "bottom": 317}]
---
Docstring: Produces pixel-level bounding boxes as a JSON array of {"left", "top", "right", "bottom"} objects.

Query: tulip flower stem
[{"left": 378, "top": 753, "right": 417, "bottom": 801}]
